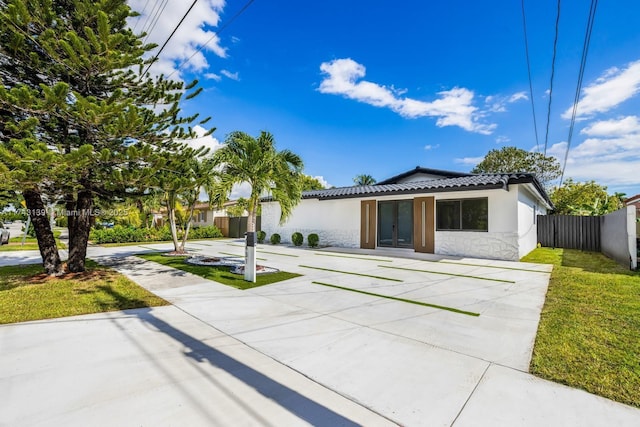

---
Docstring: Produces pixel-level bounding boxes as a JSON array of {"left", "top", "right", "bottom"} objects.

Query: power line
[
  {"left": 166, "top": 0, "right": 256, "bottom": 79},
  {"left": 142, "top": 0, "right": 169, "bottom": 44},
  {"left": 140, "top": 0, "right": 163, "bottom": 36},
  {"left": 132, "top": 0, "right": 152, "bottom": 32},
  {"left": 542, "top": 0, "right": 562, "bottom": 161},
  {"left": 142, "top": 0, "right": 200, "bottom": 76},
  {"left": 559, "top": 0, "right": 598, "bottom": 187},
  {"left": 520, "top": 0, "right": 541, "bottom": 152}
]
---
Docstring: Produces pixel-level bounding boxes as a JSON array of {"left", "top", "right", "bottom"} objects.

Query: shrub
[
  {"left": 90, "top": 225, "right": 173, "bottom": 244},
  {"left": 270, "top": 233, "right": 281, "bottom": 245},
  {"left": 257, "top": 230, "right": 266, "bottom": 243},
  {"left": 308, "top": 233, "right": 319, "bottom": 248},
  {"left": 292, "top": 232, "right": 303, "bottom": 246},
  {"left": 89, "top": 225, "right": 147, "bottom": 244},
  {"left": 55, "top": 215, "right": 68, "bottom": 227},
  {"left": 190, "top": 225, "right": 222, "bottom": 239},
  {"left": 22, "top": 223, "right": 36, "bottom": 238}
]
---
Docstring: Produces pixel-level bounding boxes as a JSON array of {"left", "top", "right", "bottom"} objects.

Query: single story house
[
  {"left": 189, "top": 201, "right": 239, "bottom": 228},
  {"left": 261, "top": 166, "right": 553, "bottom": 261}
]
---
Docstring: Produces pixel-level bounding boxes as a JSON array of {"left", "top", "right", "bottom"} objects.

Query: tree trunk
[
  {"left": 67, "top": 190, "right": 93, "bottom": 272},
  {"left": 23, "top": 189, "right": 63, "bottom": 276},
  {"left": 166, "top": 192, "right": 181, "bottom": 252},
  {"left": 247, "top": 199, "right": 258, "bottom": 233},
  {"left": 180, "top": 202, "right": 196, "bottom": 252}
]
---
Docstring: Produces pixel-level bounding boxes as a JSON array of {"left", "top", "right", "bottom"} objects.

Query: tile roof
[{"left": 263, "top": 173, "right": 553, "bottom": 207}]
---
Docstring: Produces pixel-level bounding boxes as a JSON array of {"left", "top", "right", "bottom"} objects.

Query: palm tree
[
  {"left": 214, "top": 131, "right": 304, "bottom": 233},
  {"left": 154, "top": 145, "right": 222, "bottom": 253},
  {"left": 353, "top": 174, "right": 376, "bottom": 185}
]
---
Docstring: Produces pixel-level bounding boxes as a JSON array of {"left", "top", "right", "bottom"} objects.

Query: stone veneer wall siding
[
  {"left": 435, "top": 231, "right": 519, "bottom": 261},
  {"left": 264, "top": 227, "right": 360, "bottom": 248}
]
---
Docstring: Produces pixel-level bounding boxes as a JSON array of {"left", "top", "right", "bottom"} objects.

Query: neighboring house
[
  {"left": 261, "top": 166, "right": 553, "bottom": 261},
  {"left": 624, "top": 193, "right": 640, "bottom": 237},
  {"left": 189, "top": 201, "right": 231, "bottom": 227},
  {"left": 190, "top": 200, "right": 252, "bottom": 237}
]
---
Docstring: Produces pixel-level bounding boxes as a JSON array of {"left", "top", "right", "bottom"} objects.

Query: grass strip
[
  {"left": 219, "top": 251, "right": 267, "bottom": 261},
  {"left": 300, "top": 265, "right": 403, "bottom": 282},
  {"left": 378, "top": 265, "right": 515, "bottom": 283},
  {"left": 138, "top": 253, "right": 301, "bottom": 290},
  {"left": 136, "top": 245, "right": 163, "bottom": 252},
  {"left": 312, "top": 281, "right": 479, "bottom": 317},
  {"left": 258, "top": 250, "right": 299, "bottom": 257},
  {"left": 314, "top": 253, "right": 393, "bottom": 262},
  {"left": 2, "top": 234, "right": 66, "bottom": 251},
  {"left": 97, "top": 240, "right": 173, "bottom": 248},
  {"left": 228, "top": 243, "right": 300, "bottom": 257},
  {"left": 437, "top": 260, "right": 547, "bottom": 273},
  {"left": 522, "top": 248, "right": 640, "bottom": 408},
  {"left": 0, "top": 260, "right": 168, "bottom": 324}
]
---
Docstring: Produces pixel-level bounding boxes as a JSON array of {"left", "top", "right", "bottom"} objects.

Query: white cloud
[
  {"left": 230, "top": 182, "right": 251, "bottom": 199},
  {"left": 454, "top": 156, "right": 484, "bottom": 166},
  {"left": 581, "top": 116, "right": 640, "bottom": 137},
  {"left": 484, "top": 91, "right": 528, "bottom": 113},
  {"left": 312, "top": 175, "right": 332, "bottom": 188},
  {"left": 182, "top": 125, "right": 222, "bottom": 152},
  {"left": 546, "top": 116, "right": 640, "bottom": 187},
  {"left": 318, "top": 58, "right": 496, "bottom": 135},
  {"left": 220, "top": 69, "right": 240, "bottom": 81},
  {"left": 127, "top": 0, "right": 227, "bottom": 79},
  {"left": 562, "top": 60, "right": 640, "bottom": 119},
  {"left": 495, "top": 135, "right": 510, "bottom": 144},
  {"left": 424, "top": 144, "right": 440, "bottom": 150},
  {"left": 204, "top": 73, "right": 222, "bottom": 81},
  {"left": 508, "top": 91, "right": 528, "bottom": 102}
]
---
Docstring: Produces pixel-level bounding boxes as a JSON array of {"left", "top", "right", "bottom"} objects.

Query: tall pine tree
[{"left": 0, "top": 0, "right": 211, "bottom": 273}]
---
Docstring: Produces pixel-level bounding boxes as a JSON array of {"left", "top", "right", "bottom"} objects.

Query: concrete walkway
[{"left": 2, "top": 240, "right": 639, "bottom": 426}]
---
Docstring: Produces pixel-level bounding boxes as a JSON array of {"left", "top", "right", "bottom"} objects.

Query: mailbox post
[{"left": 244, "top": 231, "right": 256, "bottom": 282}]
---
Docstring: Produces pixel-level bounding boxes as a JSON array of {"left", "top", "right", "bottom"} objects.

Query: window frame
[{"left": 436, "top": 197, "right": 488, "bottom": 232}]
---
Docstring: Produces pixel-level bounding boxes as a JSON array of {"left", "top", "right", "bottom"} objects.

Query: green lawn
[
  {"left": 137, "top": 253, "right": 301, "bottom": 290},
  {"left": 522, "top": 248, "right": 640, "bottom": 408},
  {"left": 0, "top": 260, "right": 168, "bottom": 324},
  {"left": 1, "top": 231, "right": 66, "bottom": 251}
]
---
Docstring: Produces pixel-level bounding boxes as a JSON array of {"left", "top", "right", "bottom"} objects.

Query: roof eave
[{"left": 311, "top": 183, "right": 506, "bottom": 201}]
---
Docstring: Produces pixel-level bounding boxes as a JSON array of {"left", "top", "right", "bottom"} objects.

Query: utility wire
[
  {"left": 142, "top": 0, "right": 169, "bottom": 44},
  {"left": 559, "top": 0, "right": 598, "bottom": 187},
  {"left": 520, "top": 0, "right": 540, "bottom": 152},
  {"left": 142, "top": 0, "right": 200, "bottom": 76},
  {"left": 140, "top": 0, "right": 163, "bottom": 36},
  {"left": 166, "top": 0, "right": 256, "bottom": 79},
  {"left": 132, "top": 0, "right": 151, "bottom": 32},
  {"left": 543, "top": 0, "right": 561, "bottom": 160}
]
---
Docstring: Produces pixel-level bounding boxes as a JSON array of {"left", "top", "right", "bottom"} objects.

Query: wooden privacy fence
[
  {"left": 214, "top": 216, "right": 261, "bottom": 238},
  {"left": 537, "top": 215, "right": 601, "bottom": 251}
]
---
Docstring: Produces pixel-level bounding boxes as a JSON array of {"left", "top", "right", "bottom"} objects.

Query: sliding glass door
[{"left": 378, "top": 200, "right": 413, "bottom": 248}]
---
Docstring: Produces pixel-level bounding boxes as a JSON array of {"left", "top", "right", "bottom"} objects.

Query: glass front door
[{"left": 378, "top": 200, "right": 413, "bottom": 248}]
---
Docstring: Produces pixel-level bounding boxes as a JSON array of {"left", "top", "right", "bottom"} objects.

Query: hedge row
[
  {"left": 89, "top": 225, "right": 222, "bottom": 244},
  {"left": 256, "top": 232, "right": 319, "bottom": 248}
]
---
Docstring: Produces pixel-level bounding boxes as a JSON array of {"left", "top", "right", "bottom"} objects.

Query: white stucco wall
[
  {"left": 433, "top": 188, "right": 520, "bottom": 261},
  {"left": 516, "top": 185, "right": 547, "bottom": 259},
  {"left": 601, "top": 206, "right": 637, "bottom": 270},
  {"left": 262, "top": 184, "right": 548, "bottom": 261},
  {"left": 261, "top": 198, "right": 361, "bottom": 247}
]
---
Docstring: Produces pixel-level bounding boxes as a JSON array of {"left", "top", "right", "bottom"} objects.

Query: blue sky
[{"left": 128, "top": 0, "right": 640, "bottom": 197}]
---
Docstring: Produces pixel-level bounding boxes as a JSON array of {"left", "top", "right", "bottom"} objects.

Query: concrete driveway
[{"left": 2, "top": 240, "right": 639, "bottom": 426}]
